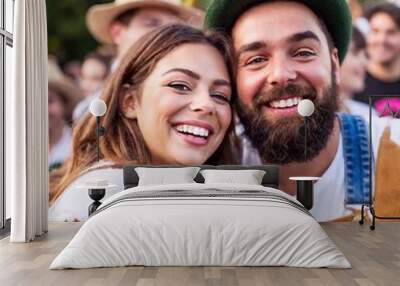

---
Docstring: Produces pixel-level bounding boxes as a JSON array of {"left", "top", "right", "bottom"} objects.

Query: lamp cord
[
  {"left": 304, "top": 117, "right": 308, "bottom": 161},
  {"left": 96, "top": 116, "right": 100, "bottom": 162}
]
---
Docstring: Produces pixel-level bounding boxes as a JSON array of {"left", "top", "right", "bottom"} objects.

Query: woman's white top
[{"left": 48, "top": 162, "right": 124, "bottom": 222}]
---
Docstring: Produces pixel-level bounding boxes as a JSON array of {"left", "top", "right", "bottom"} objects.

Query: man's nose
[{"left": 266, "top": 56, "right": 297, "bottom": 86}]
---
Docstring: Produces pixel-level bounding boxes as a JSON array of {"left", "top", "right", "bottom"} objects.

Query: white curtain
[{"left": 8, "top": 0, "right": 48, "bottom": 242}]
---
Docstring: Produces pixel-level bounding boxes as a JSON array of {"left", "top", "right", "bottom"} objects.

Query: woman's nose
[{"left": 189, "top": 92, "right": 216, "bottom": 115}]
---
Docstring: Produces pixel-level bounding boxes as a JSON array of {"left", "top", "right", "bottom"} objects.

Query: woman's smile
[{"left": 171, "top": 120, "right": 215, "bottom": 147}]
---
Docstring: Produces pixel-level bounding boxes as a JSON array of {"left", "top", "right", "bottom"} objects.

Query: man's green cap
[{"left": 204, "top": 0, "right": 352, "bottom": 62}]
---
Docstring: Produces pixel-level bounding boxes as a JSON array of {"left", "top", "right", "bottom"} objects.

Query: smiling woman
[
  {"left": 49, "top": 24, "right": 239, "bottom": 221},
  {"left": 128, "top": 43, "right": 233, "bottom": 165}
]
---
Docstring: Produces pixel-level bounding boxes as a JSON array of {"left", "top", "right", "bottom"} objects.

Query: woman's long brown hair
[{"left": 50, "top": 24, "right": 239, "bottom": 204}]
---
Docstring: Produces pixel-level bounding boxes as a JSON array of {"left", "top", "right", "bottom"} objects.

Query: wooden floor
[{"left": 0, "top": 222, "right": 399, "bottom": 286}]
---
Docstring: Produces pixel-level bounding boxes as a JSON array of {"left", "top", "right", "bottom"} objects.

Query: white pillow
[
  {"left": 200, "top": 169, "right": 266, "bottom": 185},
  {"left": 135, "top": 167, "right": 200, "bottom": 186}
]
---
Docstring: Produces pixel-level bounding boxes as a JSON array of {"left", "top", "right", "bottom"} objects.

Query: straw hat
[
  {"left": 48, "top": 57, "right": 83, "bottom": 123},
  {"left": 86, "top": 0, "right": 205, "bottom": 44}
]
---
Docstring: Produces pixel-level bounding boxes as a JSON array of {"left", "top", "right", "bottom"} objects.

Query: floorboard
[{"left": 0, "top": 222, "right": 399, "bottom": 286}]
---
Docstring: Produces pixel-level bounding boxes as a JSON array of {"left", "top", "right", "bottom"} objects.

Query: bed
[{"left": 50, "top": 165, "right": 350, "bottom": 269}]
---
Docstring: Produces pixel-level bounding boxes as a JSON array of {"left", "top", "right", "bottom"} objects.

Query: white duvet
[{"left": 50, "top": 183, "right": 351, "bottom": 269}]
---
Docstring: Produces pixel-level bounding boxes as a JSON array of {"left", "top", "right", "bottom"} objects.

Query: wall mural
[{"left": 47, "top": 1, "right": 400, "bottom": 231}]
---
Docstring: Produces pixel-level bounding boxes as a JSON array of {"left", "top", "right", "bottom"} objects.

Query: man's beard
[{"left": 237, "top": 78, "right": 338, "bottom": 164}]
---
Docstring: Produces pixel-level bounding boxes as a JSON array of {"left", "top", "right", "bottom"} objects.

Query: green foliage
[
  {"left": 197, "top": 0, "right": 212, "bottom": 9},
  {"left": 361, "top": 0, "right": 390, "bottom": 10},
  {"left": 46, "top": 0, "right": 110, "bottom": 64}
]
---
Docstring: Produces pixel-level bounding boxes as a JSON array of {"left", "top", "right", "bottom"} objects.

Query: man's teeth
[
  {"left": 269, "top": 97, "right": 302, "bottom": 108},
  {"left": 176, "top": 124, "right": 210, "bottom": 138}
]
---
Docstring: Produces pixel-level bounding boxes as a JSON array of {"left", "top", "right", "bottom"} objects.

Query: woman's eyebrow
[
  {"left": 162, "top": 68, "right": 200, "bottom": 80},
  {"left": 213, "top": 79, "right": 230, "bottom": 87}
]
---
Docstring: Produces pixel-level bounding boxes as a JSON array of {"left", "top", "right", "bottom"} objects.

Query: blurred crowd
[{"left": 48, "top": 0, "right": 400, "bottom": 170}]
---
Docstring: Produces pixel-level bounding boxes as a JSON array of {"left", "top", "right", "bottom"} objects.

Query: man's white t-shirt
[{"left": 311, "top": 134, "right": 350, "bottom": 221}]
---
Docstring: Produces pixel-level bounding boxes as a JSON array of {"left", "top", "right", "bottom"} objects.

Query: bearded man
[{"left": 205, "top": 0, "right": 400, "bottom": 222}]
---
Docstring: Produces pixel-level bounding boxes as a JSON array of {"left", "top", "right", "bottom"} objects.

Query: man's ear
[
  {"left": 109, "top": 22, "right": 126, "bottom": 46},
  {"left": 121, "top": 91, "right": 138, "bottom": 119},
  {"left": 331, "top": 48, "right": 341, "bottom": 86}
]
